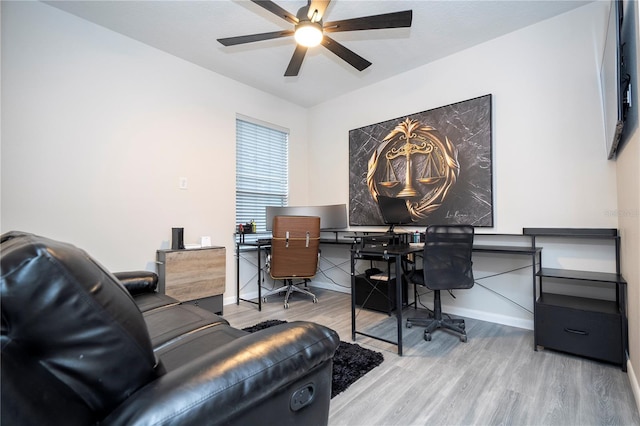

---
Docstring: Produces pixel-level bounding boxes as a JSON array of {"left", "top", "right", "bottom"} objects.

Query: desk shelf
[
  {"left": 537, "top": 292, "right": 619, "bottom": 315},
  {"left": 538, "top": 267, "right": 625, "bottom": 284},
  {"left": 524, "top": 228, "right": 627, "bottom": 370}
]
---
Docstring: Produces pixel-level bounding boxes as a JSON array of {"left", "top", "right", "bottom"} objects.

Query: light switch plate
[{"left": 179, "top": 177, "right": 188, "bottom": 190}]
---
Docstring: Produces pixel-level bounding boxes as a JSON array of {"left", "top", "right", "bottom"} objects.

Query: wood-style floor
[{"left": 222, "top": 287, "right": 640, "bottom": 426}]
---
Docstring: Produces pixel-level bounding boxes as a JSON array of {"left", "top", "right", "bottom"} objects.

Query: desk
[
  {"left": 350, "top": 243, "right": 542, "bottom": 355},
  {"left": 351, "top": 244, "right": 422, "bottom": 356},
  {"left": 236, "top": 239, "right": 271, "bottom": 311},
  {"left": 472, "top": 245, "right": 542, "bottom": 350},
  {"left": 235, "top": 234, "right": 353, "bottom": 310}
]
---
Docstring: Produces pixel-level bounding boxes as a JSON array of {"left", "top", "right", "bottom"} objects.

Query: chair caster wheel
[
  {"left": 460, "top": 334, "right": 468, "bottom": 343},
  {"left": 312, "top": 298, "right": 318, "bottom": 303},
  {"left": 460, "top": 323, "right": 466, "bottom": 330},
  {"left": 262, "top": 297, "right": 268, "bottom": 303},
  {"left": 424, "top": 332, "right": 432, "bottom": 342},
  {"left": 406, "top": 322, "right": 413, "bottom": 328},
  {"left": 284, "top": 303, "right": 289, "bottom": 309}
]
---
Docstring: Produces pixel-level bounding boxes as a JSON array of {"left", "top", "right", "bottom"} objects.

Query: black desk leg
[
  {"left": 236, "top": 242, "right": 240, "bottom": 306},
  {"left": 620, "top": 282, "right": 628, "bottom": 372},
  {"left": 257, "top": 244, "right": 262, "bottom": 311},
  {"left": 351, "top": 251, "right": 356, "bottom": 341},
  {"left": 395, "top": 254, "right": 403, "bottom": 356},
  {"left": 532, "top": 251, "right": 538, "bottom": 350}
]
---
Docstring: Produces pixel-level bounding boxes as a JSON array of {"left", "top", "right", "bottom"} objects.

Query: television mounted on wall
[{"left": 600, "top": 0, "right": 631, "bottom": 160}]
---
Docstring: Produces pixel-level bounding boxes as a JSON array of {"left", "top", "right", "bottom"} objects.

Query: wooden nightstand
[{"left": 156, "top": 247, "right": 226, "bottom": 314}]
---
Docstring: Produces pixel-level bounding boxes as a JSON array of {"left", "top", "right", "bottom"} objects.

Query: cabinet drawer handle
[{"left": 564, "top": 328, "right": 589, "bottom": 336}]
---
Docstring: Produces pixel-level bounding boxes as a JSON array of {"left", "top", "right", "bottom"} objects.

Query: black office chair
[
  {"left": 263, "top": 215, "right": 320, "bottom": 309},
  {"left": 406, "top": 225, "right": 475, "bottom": 342}
]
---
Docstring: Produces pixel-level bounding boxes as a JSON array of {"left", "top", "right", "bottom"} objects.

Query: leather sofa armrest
[
  {"left": 113, "top": 271, "right": 158, "bottom": 295},
  {"left": 102, "top": 321, "right": 340, "bottom": 426}
]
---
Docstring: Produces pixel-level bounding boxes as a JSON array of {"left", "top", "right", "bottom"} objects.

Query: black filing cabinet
[{"left": 535, "top": 293, "right": 622, "bottom": 365}]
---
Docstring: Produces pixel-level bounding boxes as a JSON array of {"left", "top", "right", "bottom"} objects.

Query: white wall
[
  {"left": 616, "top": 105, "right": 640, "bottom": 420},
  {"left": 0, "top": 1, "right": 309, "bottom": 301},
  {"left": 309, "top": 2, "right": 617, "bottom": 231},
  {"left": 306, "top": 2, "right": 620, "bottom": 329},
  {"left": 616, "top": 0, "right": 640, "bottom": 409}
]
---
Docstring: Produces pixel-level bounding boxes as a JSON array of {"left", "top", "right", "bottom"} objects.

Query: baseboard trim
[
  {"left": 314, "top": 281, "right": 534, "bottom": 330},
  {"left": 227, "top": 282, "right": 533, "bottom": 330},
  {"left": 439, "top": 303, "right": 534, "bottom": 330},
  {"left": 628, "top": 358, "right": 640, "bottom": 416},
  {"left": 308, "top": 280, "right": 350, "bottom": 294},
  {"left": 224, "top": 280, "right": 351, "bottom": 307}
]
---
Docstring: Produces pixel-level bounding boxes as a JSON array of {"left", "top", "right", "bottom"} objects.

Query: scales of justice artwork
[{"left": 349, "top": 94, "right": 493, "bottom": 227}]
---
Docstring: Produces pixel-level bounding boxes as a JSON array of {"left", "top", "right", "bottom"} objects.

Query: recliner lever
[{"left": 290, "top": 383, "right": 315, "bottom": 411}]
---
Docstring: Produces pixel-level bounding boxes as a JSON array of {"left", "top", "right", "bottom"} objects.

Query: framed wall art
[{"left": 348, "top": 94, "right": 493, "bottom": 227}]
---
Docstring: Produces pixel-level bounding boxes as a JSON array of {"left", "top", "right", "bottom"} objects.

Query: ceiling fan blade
[
  {"left": 285, "top": 45, "right": 308, "bottom": 76},
  {"left": 324, "top": 10, "right": 412, "bottom": 33},
  {"left": 321, "top": 35, "right": 371, "bottom": 72},
  {"left": 251, "top": 0, "right": 298, "bottom": 24},
  {"left": 217, "top": 30, "right": 294, "bottom": 46},
  {"left": 308, "top": 0, "right": 331, "bottom": 21}
]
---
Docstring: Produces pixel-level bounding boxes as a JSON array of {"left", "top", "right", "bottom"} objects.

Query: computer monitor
[
  {"left": 377, "top": 196, "right": 413, "bottom": 232},
  {"left": 265, "top": 204, "right": 348, "bottom": 231}
]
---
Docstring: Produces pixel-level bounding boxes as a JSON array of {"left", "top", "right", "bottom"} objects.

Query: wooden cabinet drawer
[
  {"left": 535, "top": 302, "right": 622, "bottom": 364},
  {"left": 157, "top": 247, "right": 225, "bottom": 302}
]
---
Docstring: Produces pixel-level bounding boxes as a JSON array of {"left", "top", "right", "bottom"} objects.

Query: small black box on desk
[{"left": 354, "top": 273, "right": 408, "bottom": 314}]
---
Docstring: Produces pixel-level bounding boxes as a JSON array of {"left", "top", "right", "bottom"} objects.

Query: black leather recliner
[{"left": 1, "top": 231, "right": 340, "bottom": 425}]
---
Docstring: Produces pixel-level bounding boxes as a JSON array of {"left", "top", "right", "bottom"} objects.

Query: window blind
[{"left": 236, "top": 118, "right": 289, "bottom": 235}]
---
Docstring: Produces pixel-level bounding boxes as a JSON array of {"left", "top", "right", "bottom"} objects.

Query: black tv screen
[{"left": 600, "top": 0, "right": 628, "bottom": 159}]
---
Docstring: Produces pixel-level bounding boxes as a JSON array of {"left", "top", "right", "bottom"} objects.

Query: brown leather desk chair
[{"left": 264, "top": 215, "right": 320, "bottom": 309}]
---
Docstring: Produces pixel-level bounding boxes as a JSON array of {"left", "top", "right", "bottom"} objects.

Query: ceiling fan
[{"left": 217, "top": 0, "right": 413, "bottom": 77}]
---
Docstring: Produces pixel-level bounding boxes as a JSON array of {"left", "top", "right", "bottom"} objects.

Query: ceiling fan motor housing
[{"left": 297, "top": 4, "right": 321, "bottom": 23}]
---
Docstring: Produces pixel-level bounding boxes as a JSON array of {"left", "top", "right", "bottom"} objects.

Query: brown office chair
[
  {"left": 263, "top": 215, "right": 320, "bottom": 309},
  {"left": 406, "top": 225, "right": 475, "bottom": 342}
]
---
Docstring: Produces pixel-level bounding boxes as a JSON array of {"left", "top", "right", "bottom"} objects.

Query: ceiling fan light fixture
[{"left": 294, "top": 21, "right": 323, "bottom": 47}]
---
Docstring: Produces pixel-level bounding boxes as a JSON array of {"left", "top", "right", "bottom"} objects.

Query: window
[{"left": 236, "top": 117, "right": 289, "bottom": 237}]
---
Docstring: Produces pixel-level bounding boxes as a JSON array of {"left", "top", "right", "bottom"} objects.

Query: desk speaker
[{"left": 171, "top": 228, "right": 184, "bottom": 250}]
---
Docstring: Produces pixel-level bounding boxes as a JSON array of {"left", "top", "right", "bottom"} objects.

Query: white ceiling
[{"left": 44, "top": 0, "right": 591, "bottom": 107}]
